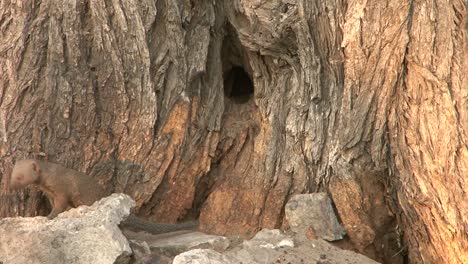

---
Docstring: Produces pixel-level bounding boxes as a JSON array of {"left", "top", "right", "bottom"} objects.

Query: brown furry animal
[
  {"left": 10, "top": 159, "right": 108, "bottom": 219},
  {"left": 10, "top": 159, "right": 197, "bottom": 234}
]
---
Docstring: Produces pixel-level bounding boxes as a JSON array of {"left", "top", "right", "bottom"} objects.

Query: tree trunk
[{"left": 0, "top": 0, "right": 466, "bottom": 263}]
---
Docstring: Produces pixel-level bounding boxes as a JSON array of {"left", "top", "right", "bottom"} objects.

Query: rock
[
  {"left": 132, "top": 253, "right": 172, "bottom": 264},
  {"left": 243, "top": 229, "right": 295, "bottom": 249},
  {"left": 285, "top": 193, "right": 346, "bottom": 241},
  {"left": 0, "top": 193, "right": 134, "bottom": 264},
  {"left": 127, "top": 239, "right": 172, "bottom": 264},
  {"left": 173, "top": 229, "right": 380, "bottom": 264},
  {"left": 123, "top": 229, "right": 230, "bottom": 257},
  {"left": 232, "top": 229, "right": 295, "bottom": 263},
  {"left": 128, "top": 240, "right": 152, "bottom": 263},
  {"left": 173, "top": 249, "right": 241, "bottom": 264}
]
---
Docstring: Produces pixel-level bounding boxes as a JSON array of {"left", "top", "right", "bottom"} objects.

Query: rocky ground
[
  {"left": 0, "top": 194, "right": 380, "bottom": 264},
  {"left": 134, "top": 229, "right": 379, "bottom": 264}
]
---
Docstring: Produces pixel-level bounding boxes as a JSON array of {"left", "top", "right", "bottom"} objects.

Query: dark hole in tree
[{"left": 223, "top": 66, "right": 254, "bottom": 103}]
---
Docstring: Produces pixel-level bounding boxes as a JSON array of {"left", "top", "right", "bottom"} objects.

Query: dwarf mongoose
[
  {"left": 11, "top": 159, "right": 108, "bottom": 219},
  {"left": 10, "top": 159, "right": 197, "bottom": 233}
]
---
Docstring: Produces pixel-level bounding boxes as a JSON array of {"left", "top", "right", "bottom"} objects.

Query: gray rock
[
  {"left": 0, "top": 193, "right": 135, "bottom": 264},
  {"left": 285, "top": 193, "right": 346, "bottom": 241},
  {"left": 173, "top": 230, "right": 290, "bottom": 264},
  {"left": 173, "top": 229, "right": 379, "bottom": 264},
  {"left": 123, "top": 229, "right": 230, "bottom": 257},
  {"left": 127, "top": 239, "right": 172, "bottom": 264},
  {"left": 173, "top": 249, "right": 241, "bottom": 264},
  {"left": 243, "top": 229, "right": 295, "bottom": 249},
  {"left": 128, "top": 240, "right": 152, "bottom": 262}
]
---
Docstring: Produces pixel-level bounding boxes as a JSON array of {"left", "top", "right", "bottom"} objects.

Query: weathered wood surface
[{"left": 0, "top": 0, "right": 466, "bottom": 263}]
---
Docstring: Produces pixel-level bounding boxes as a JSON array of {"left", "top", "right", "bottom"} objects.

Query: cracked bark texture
[{"left": 0, "top": 0, "right": 466, "bottom": 263}]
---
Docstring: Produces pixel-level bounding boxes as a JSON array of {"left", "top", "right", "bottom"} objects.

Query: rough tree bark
[{"left": 0, "top": 0, "right": 466, "bottom": 263}]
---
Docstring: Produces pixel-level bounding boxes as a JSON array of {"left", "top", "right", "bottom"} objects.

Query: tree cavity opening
[
  {"left": 223, "top": 66, "right": 254, "bottom": 103},
  {"left": 221, "top": 22, "right": 254, "bottom": 104}
]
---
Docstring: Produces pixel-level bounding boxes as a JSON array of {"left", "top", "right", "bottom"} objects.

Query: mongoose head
[{"left": 10, "top": 159, "right": 41, "bottom": 190}]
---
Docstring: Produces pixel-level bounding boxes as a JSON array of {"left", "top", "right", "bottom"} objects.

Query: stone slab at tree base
[
  {"left": 126, "top": 240, "right": 172, "bottom": 264},
  {"left": 285, "top": 193, "right": 346, "bottom": 241},
  {"left": 173, "top": 229, "right": 380, "bottom": 264},
  {"left": 123, "top": 229, "right": 230, "bottom": 257},
  {"left": 0, "top": 193, "right": 134, "bottom": 264}
]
